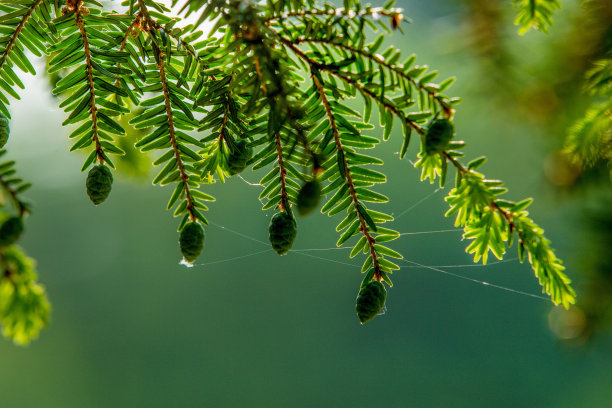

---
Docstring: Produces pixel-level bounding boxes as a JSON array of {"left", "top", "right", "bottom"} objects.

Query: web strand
[
  {"left": 399, "top": 258, "right": 549, "bottom": 301},
  {"left": 237, "top": 174, "right": 262, "bottom": 186},
  {"left": 399, "top": 228, "right": 461, "bottom": 236},
  {"left": 194, "top": 249, "right": 273, "bottom": 266},
  {"left": 209, "top": 220, "right": 270, "bottom": 245},
  {"left": 201, "top": 218, "right": 547, "bottom": 302},
  {"left": 395, "top": 187, "right": 441, "bottom": 220}
]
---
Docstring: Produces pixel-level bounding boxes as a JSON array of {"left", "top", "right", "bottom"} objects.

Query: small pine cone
[
  {"left": 0, "top": 216, "right": 24, "bottom": 247},
  {"left": 86, "top": 164, "right": 113, "bottom": 205},
  {"left": 425, "top": 118, "right": 454, "bottom": 155},
  {"left": 227, "top": 139, "right": 252, "bottom": 175},
  {"left": 296, "top": 180, "right": 321, "bottom": 216},
  {"left": 179, "top": 221, "right": 205, "bottom": 263},
  {"left": 355, "top": 280, "right": 387, "bottom": 324},
  {"left": 268, "top": 212, "right": 297, "bottom": 255},
  {"left": 0, "top": 116, "right": 9, "bottom": 148}
]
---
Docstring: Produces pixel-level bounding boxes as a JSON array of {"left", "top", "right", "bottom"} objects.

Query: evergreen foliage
[
  {"left": 0, "top": 0, "right": 579, "bottom": 345},
  {"left": 565, "top": 57, "right": 612, "bottom": 180},
  {"left": 513, "top": 0, "right": 561, "bottom": 34},
  {"left": 0, "top": 149, "right": 49, "bottom": 345}
]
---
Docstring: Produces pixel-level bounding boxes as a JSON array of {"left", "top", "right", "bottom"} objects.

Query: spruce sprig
[{"left": 513, "top": 0, "right": 561, "bottom": 34}]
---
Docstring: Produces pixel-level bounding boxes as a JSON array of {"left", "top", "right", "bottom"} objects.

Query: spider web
[{"left": 190, "top": 178, "right": 549, "bottom": 303}]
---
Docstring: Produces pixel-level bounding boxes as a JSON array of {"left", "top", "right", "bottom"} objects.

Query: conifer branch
[
  {"left": 158, "top": 57, "right": 197, "bottom": 222},
  {"left": 0, "top": 0, "right": 42, "bottom": 70},
  {"left": 75, "top": 11, "right": 105, "bottom": 164},
  {"left": 251, "top": 48, "right": 268, "bottom": 96},
  {"left": 312, "top": 72, "right": 382, "bottom": 279},
  {"left": 279, "top": 37, "right": 425, "bottom": 134},
  {"left": 0, "top": 0, "right": 578, "bottom": 335},
  {"left": 115, "top": 14, "right": 142, "bottom": 87},
  {"left": 136, "top": 0, "right": 157, "bottom": 29},
  {"left": 218, "top": 94, "right": 231, "bottom": 142},
  {"left": 443, "top": 152, "right": 514, "bottom": 224},
  {"left": 278, "top": 28, "right": 571, "bottom": 304},
  {"left": 334, "top": 71, "right": 425, "bottom": 133},
  {"left": 292, "top": 37, "right": 453, "bottom": 115},
  {"left": 264, "top": 6, "right": 403, "bottom": 25},
  {"left": 248, "top": 39, "right": 318, "bottom": 169},
  {"left": 274, "top": 132, "right": 290, "bottom": 212},
  {"left": 286, "top": 41, "right": 516, "bottom": 239}
]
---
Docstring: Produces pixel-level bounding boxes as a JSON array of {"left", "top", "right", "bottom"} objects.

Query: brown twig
[
  {"left": 158, "top": 58, "right": 196, "bottom": 221},
  {"left": 76, "top": 11, "right": 105, "bottom": 163},
  {"left": 274, "top": 132, "right": 290, "bottom": 212},
  {"left": 136, "top": 0, "right": 157, "bottom": 30},
  {"left": 252, "top": 47, "right": 268, "bottom": 95},
  {"left": 250, "top": 41, "right": 318, "bottom": 169},
  {"left": 218, "top": 96, "right": 231, "bottom": 142},
  {"left": 312, "top": 73, "right": 382, "bottom": 279},
  {"left": 136, "top": 0, "right": 197, "bottom": 221},
  {"left": 115, "top": 14, "right": 142, "bottom": 87}
]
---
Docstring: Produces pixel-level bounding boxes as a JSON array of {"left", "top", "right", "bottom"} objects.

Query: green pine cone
[
  {"left": 0, "top": 216, "right": 24, "bottom": 247},
  {"left": 296, "top": 180, "right": 321, "bottom": 216},
  {"left": 424, "top": 118, "right": 454, "bottom": 155},
  {"left": 227, "top": 139, "right": 252, "bottom": 175},
  {"left": 179, "top": 221, "right": 205, "bottom": 263},
  {"left": 0, "top": 117, "right": 9, "bottom": 149},
  {"left": 86, "top": 165, "right": 113, "bottom": 205},
  {"left": 268, "top": 212, "right": 297, "bottom": 255},
  {"left": 356, "top": 280, "right": 387, "bottom": 324}
]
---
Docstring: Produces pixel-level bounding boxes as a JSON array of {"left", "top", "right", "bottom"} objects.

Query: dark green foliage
[
  {"left": 425, "top": 118, "right": 454, "bottom": 155},
  {"left": 296, "top": 180, "right": 321, "bottom": 216},
  {"left": 269, "top": 212, "right": 297, "bottom": 255},
  {"left": 565, "top": 58, "right": 612, "bottom": 180},
  {"left": 0, "top": 0, "right": 578, "bottom": 344},
  {"left": 227, "top": 139, "right": 252, "bottom": 175},
  {"left": 0, "top": 216, "right": 23, "bottom": 247},
  {"left": 356, "top": 280, "right": 387, "bottom": 324},
  {"left": 179, "top": 221, "right": 205, "bottom": 263},
  {"left": 0, "top": 0, "right": 55, "bottom": 118},
  {"left": 0, "top": 116, "right": 9, "bottom": 148},
  {"left": 86, "top": 164, "right": 113, "bottom": 205}
]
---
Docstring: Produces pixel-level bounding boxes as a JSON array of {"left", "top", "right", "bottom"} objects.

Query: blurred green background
[{"left": 1, "top": 1, "right": 612, "bottom": 407}]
